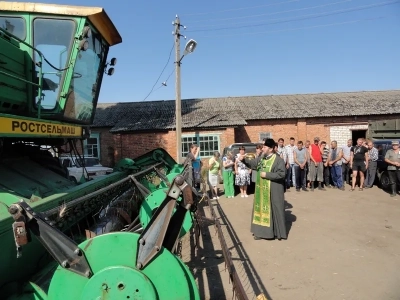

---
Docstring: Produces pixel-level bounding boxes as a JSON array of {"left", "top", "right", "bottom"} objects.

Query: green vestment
[{"left": 250, "top": 153, "right": 287, "bottom": 240}]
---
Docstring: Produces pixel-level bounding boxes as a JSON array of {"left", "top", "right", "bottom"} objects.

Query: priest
[{"left": 244, "top": 138, "right": 287, "bottom": 240}]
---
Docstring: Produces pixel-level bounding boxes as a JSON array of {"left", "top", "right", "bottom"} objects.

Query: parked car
[
  {"left": 59, "top": 155, "right": 113, "bottom": 183},
  {"left": 372, "top": 139, "right": 400, "bottom": 189}
]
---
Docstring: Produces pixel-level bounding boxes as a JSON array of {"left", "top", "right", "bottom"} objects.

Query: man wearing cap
[
  {"left": 384, "top": 141, "right": 400, "bottom": 197},
  {"left": 244, "top": 138, "right": 287, "bottom": 240},
  {"left": 309, "top": 137, "right": 325, "bottom": 191}
]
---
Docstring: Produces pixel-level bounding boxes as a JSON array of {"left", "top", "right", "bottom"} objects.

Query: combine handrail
[{"left": 208, "top": 199, "right": 249, "bottom": 300}]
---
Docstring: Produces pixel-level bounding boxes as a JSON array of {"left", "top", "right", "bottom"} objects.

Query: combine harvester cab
[
  {"left": 0, "top": 2, "right": 203, "bottom": 299},
  {"left": 0, "top": 1, "right": 120, "bottom": 126}
]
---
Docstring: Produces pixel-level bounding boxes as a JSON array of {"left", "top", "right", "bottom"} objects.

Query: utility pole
[
  {"left": 172, "top": 16, "right": 197, "bottom": 163},
  {"left": 174, "top": 15, "right": 182, "bottom": 162}
]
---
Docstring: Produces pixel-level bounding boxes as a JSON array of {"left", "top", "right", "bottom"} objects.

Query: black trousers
[
  {"left": 342, "top": 163, "right": 350, "bottom": 184},
  {"left": 294, "top": 165, "right": 306, "bottom": 189},
  {"left": 323, "top": 165, "right": 330, "bottom": 186},
  {"left": 388, "top": 170, "right": 400, "bottom": 188}
]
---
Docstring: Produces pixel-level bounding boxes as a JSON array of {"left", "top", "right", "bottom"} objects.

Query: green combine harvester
[{"left": 0, "top": 2, "right": 201, "bottom": 299}]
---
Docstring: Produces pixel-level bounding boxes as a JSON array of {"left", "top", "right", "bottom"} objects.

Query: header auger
[{"left": 5, "top": 148, "right": 201, "bottom": 299}]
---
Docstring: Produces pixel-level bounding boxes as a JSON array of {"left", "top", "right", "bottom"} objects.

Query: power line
[
  {"left": 140, "top": 67, "right": 175, "bottom": 102},
  {"left": 188, "top": 0, "right": 351, "bottom": 28},
  {"left": 164, "top": 68, "right": 175, "bottom": 84},
  {"left": 142, "top": 42, "right": 174, "bottom": 101},
  {"left": 151, "top": 85, "right": 164, "bottom": 93},
  {"left": 189, "top": 0, "right": 351, "bottom": 23},
  {"left": 180, "top": 0, "right": 299, "bottom": 17},
  {"left": 186, "top": 0, "right": 399, "bottom": 33},
  {"left": 196, "top": 15, "right": 391, "bottom": 38}
]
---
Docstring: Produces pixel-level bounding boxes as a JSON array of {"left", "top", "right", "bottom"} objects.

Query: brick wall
[
  {"left": 329, "top": 124, "right": 368, "bottom": 148},
  {"left": 304, "top": 122, "right": 330, "bottom": 143},
  {"left": 90, "top": 114, "right": 400, "bottom": 166},
  {"left": 82, "top": 128, "right": 116, "bottom": 167},
  {"left": 297, "top": 119, "right": 307, "bottom": 142},
  {"left": 235, "top": 119, "right": 299, "bottom": 143},
  {"left": 235, "top": 119, "right": 330, "bottom": 144},
  {"left": 113, "top": 131, "right": 173, "bottom": 165},
  {"left": 99, "top": 128, "right": 235, "bottom": 165}
]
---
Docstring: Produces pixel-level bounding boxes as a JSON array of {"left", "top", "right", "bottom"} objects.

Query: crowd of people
[
  {"left": 186, "top": 137, "right": 400, "bottom": 241},
  {"left": 217, "top": 137, "right": 400, "bottom": 196}
]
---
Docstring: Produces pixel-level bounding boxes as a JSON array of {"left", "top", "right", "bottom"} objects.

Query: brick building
[{"left": 84, "top": 90, "right": 400, "bottom": 167}]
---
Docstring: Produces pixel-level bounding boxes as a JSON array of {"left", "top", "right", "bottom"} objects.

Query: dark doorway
[{"left": 351, "top": 130, "right": 367, "bottom": 145}]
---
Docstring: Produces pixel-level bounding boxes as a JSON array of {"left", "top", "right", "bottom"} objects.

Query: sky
[{"left": 13, "top": 0, "right": 400, "bottom": 102}]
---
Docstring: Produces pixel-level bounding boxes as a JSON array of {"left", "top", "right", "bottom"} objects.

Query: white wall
[{"left": 330, "top": 124, "right": 368, "bottom": 147}]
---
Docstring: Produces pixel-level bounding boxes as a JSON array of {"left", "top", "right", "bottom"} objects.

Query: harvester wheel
[{"left": 47, "top": 232, "right": 199, "bottom": 300}]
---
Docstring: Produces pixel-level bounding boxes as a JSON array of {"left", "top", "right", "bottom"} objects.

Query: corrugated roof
[{"left": 93, "top": 90, "right": 400, "bottom": 132}]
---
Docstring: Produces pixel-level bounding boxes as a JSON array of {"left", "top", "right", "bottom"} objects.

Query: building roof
[{"left": 93, "top": 90, "right": 400, "bottom": 133}]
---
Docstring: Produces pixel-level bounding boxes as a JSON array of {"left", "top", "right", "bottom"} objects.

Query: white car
[{"left": 60, "top": 156, "right": 113, "bottom": 183}]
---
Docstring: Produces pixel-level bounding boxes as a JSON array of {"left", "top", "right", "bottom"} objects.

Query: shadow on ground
[
  {"left": 180, "top": 190, "right": 297, "bottom": 299},
  {"left": 285, "top": 200, "right": 297, "bottom": 236},
  {"left": 180, "top": 199, "right": 231, "bottom": 300},
  {"left": 213, "top": 198, "right": 274, "bottom": 300}
]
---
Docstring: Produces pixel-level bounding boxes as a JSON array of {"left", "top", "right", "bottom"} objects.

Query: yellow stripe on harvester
[{"left": 0, "top": 117, "right": 82, "bottom": 137}]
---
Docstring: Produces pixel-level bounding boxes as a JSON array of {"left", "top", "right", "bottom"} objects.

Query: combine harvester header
[{"left": 0, "top": 2, "right": 252, "bottom": 299}]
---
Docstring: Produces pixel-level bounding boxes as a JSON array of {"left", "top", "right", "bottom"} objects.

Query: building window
[
  {"left": 259, "top": 132, "right": 272, "bottom": 141},
  {"left": 84, "top": 133, "right": 100, "bottom": 158},
  {"left": 181, "top": 134, "right": 220, "bottom": 158}
]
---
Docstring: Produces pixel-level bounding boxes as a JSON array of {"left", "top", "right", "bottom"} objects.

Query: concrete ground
[{"left": 216, "top": 185, "right": 400, "bottom": 300}]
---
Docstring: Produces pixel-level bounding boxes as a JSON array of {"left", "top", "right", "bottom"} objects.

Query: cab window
[
  {"left": 64, "top": 25, "right": 107, "bottom": 123},
  {"left": 33, "top": 18, "right": 75, "bottom": 110},
  {"left": 0, "top": 16, "right": 26, "bottom": 40}
]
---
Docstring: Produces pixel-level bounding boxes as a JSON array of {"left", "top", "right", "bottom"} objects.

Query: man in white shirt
[{"left": 285, "top": 137, "right": 297, "bottom": 189}]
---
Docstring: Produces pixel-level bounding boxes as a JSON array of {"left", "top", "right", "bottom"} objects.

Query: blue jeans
[
  {"left": 330, "top": 165, "right": 343, "bottom": 188},
  {"left": 285, "top": 163, "right": 296, "bottom": 188}
]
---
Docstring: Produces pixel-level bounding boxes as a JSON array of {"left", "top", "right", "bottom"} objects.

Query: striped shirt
[
  {"left": 322, "top": 147, "right": 330, "bottom": 163},
  {"left": 368, "top": 147, "right": 378, "bottom": 162}
]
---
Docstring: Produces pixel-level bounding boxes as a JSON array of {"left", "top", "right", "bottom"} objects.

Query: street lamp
[
  {"left": 180, "top": 39, "right": 197, "bottom": 62},
  {"left": 174, "top": 16, "right": 197, "bottom": 162}
]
